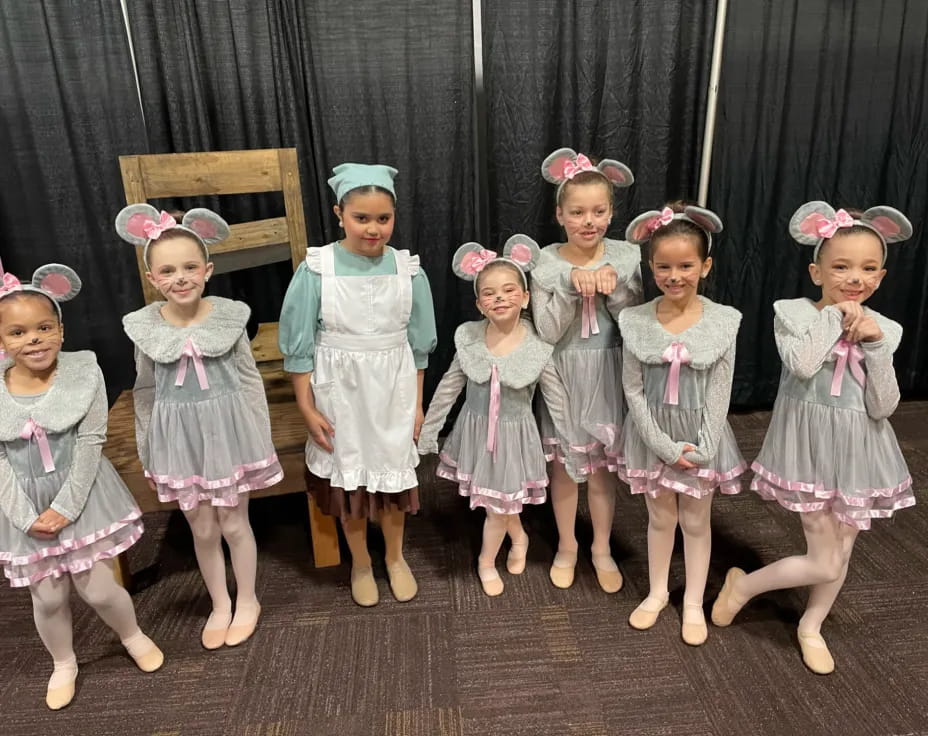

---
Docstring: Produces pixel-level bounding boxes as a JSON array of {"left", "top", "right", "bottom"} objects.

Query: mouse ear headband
[
  {"left": 626, "top": 205, "right": 724, "bottom": 251},
  {"left": 0, "top": 257, "right": 82, "bottom": 318},
  {"left": 541, "top": 148, "right": 634, "bottom": 198},
  {"left": 789, "top": 201, "right": 912, "bottom": 264},
  {"left": 115, "top": 204, "right": 230, "bottom": 265},
  {"left": 452, "top": 234, "right": 541, "bottom": 293}
]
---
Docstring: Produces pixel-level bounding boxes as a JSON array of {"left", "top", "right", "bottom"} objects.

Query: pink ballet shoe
[{"left": 710, "top": 567, "right": 746, "bottom": 627}]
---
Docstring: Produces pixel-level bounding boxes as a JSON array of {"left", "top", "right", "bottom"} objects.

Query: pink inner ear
[
  {"left": 867, "top": 215, "right": 901, "bottom": 238},
  {"left": 600, "top": 165, "right": 626, "bottom": 184},
  {"left": 126, "top": 212, "right": 156, "bottom": 237},
  {"left": 546, "top": 156, "right": 572, "bottom": 181},
  {"left": 39, "top": 273, "right": 71, "bottom": 297},
  {"left": 799, "top": 213, "right": 830, "bottom": 237},
  {"left": 631, "top": 221, "right": 653, "bottom": 241},
  {"left": 188, "top": 218, "right": 218, "bottom": 239},
  {"left": 508, "top": 243, "right": 532, "bottom": 265}
]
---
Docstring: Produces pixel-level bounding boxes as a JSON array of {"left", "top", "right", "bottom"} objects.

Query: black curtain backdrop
[
  {"left": 482, "top": 0, "right": 716, "bottom": 250},
  {"left": 710, "top": 0, "right": 928, "bottom": 405},
  {"left": 0, "top": 1, "right": 148, "bottom": 400},
  {"left": 127, "top": 0, "right": 477, "bottom": 398}
]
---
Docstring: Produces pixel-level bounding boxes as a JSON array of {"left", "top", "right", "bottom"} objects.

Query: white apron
[{"left": 306, "top": 244, "right": 419, "bottom": 492}]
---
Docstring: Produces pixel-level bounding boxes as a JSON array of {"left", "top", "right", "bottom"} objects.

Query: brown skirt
[{"left": 305, "top": 467, "right": 420, "bottom": 522}]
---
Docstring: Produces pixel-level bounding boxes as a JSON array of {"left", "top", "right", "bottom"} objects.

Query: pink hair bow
[
  {"left": 816, "top": 209, "right": 855, "bottom": 239},
  {"left": 0, "top": 271, "right": 22, "bottom": 297},
  {"left": 459, "top": 248, "right": 498, "bottom": 276},
  {"left": 563, "top": 153, "right": 595, "bottom": 180},
  {"left": 20, "top": 419, "right": 55, "bottom": 473},
  {"left": 830, "top": 339, "right": 866, "bottom": 396},
  {"left": 647, "top": 207, "right": 675, "bottom": 233},
  {"left": 176, "top": 338, "right": 210, "bottom": 391},
  {"left": 662, "top": 342, "right": 692, "bottom": 405},
  {"left": 143, "top": 211, "right": 178, "bottom": 240}
]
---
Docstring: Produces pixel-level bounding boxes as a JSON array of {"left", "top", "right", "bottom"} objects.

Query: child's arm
[
  {"left": 0, "top": 445, "right": 41, "bottom": 534},
  {"left": 531, "top": 273, "right": 580, "bottom": 344},
  {"left": 622, "top": 346, "right": 687, "bottom": 465},
  {"left": 683, "top": 343, "right": 736, "bottom": 465},
  {"left": 536, "top": 361, "right": 582, "bottom": 482},
  {"left": 48, "top": 366, "right": 108, "bottom": 524},
  {"left": 417, "top": 355, "right": 467, "bottom": 455},
  {"left": 605, "top": 264, "right": 643, "bottom": 321},
  {"left": 409, "top": 267, "right": 438, "bottom": 373},
  {"left": 860, "top": 338, "right": 901, "bottom": 420},
  {"left": 232, "top": 332, "right": 272, "bottom": 427},
  {"left": 132, "top": 347, "right": 155, "bottom": 471},
  {"left": 773, "top": 305, "right": 844, "bottom": 379}
]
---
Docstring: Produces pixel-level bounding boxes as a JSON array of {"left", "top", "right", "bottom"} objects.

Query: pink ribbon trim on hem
[
  {"left": 175, "top": 337, "right": 210, "bottom": 391},
  {"left": 750, "top": 461, "right": 913, "bottom": 499},
  {"left": 145, "top": 453, "right": 281, "bottom": 490},
  {"left": 19, "top": 418, "right": 55, "bottom": 473}
]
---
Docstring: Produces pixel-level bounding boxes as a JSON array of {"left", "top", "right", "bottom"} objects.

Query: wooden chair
[{"left": 104, "top": 149, "right": 340, "bottom": 586}]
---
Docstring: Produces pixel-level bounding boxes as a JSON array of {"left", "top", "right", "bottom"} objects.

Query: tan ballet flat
[
  {"left": 225, "top": 605, "right": 261, "bottom": 647},
  {"left": 628, "top": 595, "right": 669, "bottom": 630},
  {"left": 387, "top": 560, "right": 418, "bottom": 602},
  {"left": 710, "top": 567, "right": 746, "bottom": 627},
  {"left": 45, "top": 681, "right": 76, "bottom": 711},
  {"left": 549, "top": 551, "right": 577, "bottom": 589},
  {"left": 130, "top": 644, "right": 165, "bottom": 672},
  {"left": 591, "top": 554, "right": 623, "bottom": 594},
  {"left": 797, "top": 631, "right": 835, "bottom": 675},
  {"left": 350, "top": 566, "right": 379, "bottom": 607},
  {"left": 681, "top": 605, "right": 708, "bottom": 646},
  {"left": 506, "top": 538, "right": 529, "bottom": 575},
  {"left": 478, "top": 567, "right": 504, "bottom": 597}
]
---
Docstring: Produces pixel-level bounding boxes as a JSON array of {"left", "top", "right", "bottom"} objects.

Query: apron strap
[{"left": 320, "top": 243, "right": 337, "bottom": 276}]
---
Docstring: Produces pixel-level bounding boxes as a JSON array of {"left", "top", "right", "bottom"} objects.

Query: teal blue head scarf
[{"left": 327, "top": 163, "right": 398, "bottom": 203}]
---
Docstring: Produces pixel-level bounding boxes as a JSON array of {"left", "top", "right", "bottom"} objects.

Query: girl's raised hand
[
  {"left": 594, "top": 264, "right": 618, "bottom": 295},
  {"left": 834, "top": 300, "right": 864, "bottom": 330},
  {"left": 846, "top": 316, "right": 883, "bottom": 344},
  {"left": 675, "top": 443, "right": 697, "bottom": 470},
  {"left": 306, "top": 408, "right": 335, "bottom": 453},
  {"left": 570, "top": 268, "right": 597, "bottom": 298}
]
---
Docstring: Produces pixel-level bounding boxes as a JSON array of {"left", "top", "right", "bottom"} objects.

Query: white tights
[{"left": 183, "top": 497, "right": 259, "bottom": 630}]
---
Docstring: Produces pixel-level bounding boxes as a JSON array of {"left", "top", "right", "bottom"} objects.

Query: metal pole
[
  {"left": 697, "top": 0, "right": 729, "bottom": 206},
  {"left": 471, "top": 0, "right": 489, "bottom": 242},
  {"left": 120, "top": 0, "right": 146, "bottom": 129}
]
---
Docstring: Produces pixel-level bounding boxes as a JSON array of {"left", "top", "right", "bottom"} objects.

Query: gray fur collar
[
  {"left": 123, "top": 296, "right": 250, "bottom": 362},
  {"left": 455, "top": 320, "right": 554, "bottom": 388},
  {"left": 619, "top": 296, "right": 742, "bottom": 367},
  {"left": 532, "top": 238, "right": 640, "bottom": 288},
  {"left": 0, "top": 351, "right": 101, "bottom": 440},
  {"left": 774, "top": 298, "right": 903, "bottom": 353}
]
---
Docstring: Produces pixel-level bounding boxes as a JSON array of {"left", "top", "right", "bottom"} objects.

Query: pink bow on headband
[
  {"left": 460, "top": 249, "right": 498, "bottom": 276},
  {"left": 816, "top": 209, "right": 855, "bottom": 239},
  {"left": 647, "top": 207, "right": 675, "bottom": 234},
  {"left": 0, "top": 271, "right": 22, "bottom": 297},
  {"left": 563, "top": 153, "right": 595, "bottom": 180},
  {"left": 143, "top": 211, "right": 178, "bottom": 240}
]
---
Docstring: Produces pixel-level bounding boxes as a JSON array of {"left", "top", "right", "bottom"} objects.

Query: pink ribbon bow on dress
[
  {"left": 20, "top": 419, "right": 55, "bottom": 473},
  {"left": 816, "top": 209, "right": 855, "bottom": 239},
  {"left": 830, "top": 339, "right": 866, "bottom": 396},
  {"left": 662, "top": 342, "right": 691, "bottom": 405},
  {"left": 486, "top": 364, "right": 501, "bottom": 455},
  {"left": 143, "top": 211, "right": 178, "bottom": 240},
  {"left": 580, "top": 295, "right": 601, "bottom": 339},
  {"left": 175, "top": 337, "right": 210, "bottom": 390},
  {"left": 562, "top": 153, "right": 595, "bottom": 180}
]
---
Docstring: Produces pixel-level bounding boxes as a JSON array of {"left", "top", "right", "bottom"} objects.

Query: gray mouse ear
[
  {"left": 789, "top": 201, "right": 838, "bottom": 245},
  {"left": 31, "top": 264, "right": 82, "bottom": 302},
  {"left": 182, "top": 208, "right": 230, "bottom": 246},
  {"left": 502, "top": 234, "right": 540, "bottom": 271},
  {"left": 860, "top": 206, "right": 913, "bottom": 244},
  {"left": 683, "top": 206, "right": 723, "bottom": 234},
  {"left": 452, "top": 242, "right": 497, "bottom": 281},
  {"left": 115, "top": 203, "right": 167, "bottom": 246},
  {"left": 625, "top": 209, "right": 670, "bottom": 244},
  {"left": 596, "top": 159, "right": 634, "bottom": 189},
  {"left": 540, "top": 148, "right": 580, "bottom": 184}
]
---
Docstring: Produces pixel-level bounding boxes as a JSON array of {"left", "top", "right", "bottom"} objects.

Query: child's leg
[
  {"left": 341, "top": 516, "right": 377, "bottom": 607},
  {"left": 183, "top": 504, "right": 233, "bottom": 644},
  {"left": 588, "top": 468, "right": 622, "bottom": 592},
  {"left": 30, "top": 575, "right": 78, "bottom": 706},
  {"left": 71, "top": 559, "right": 162, "bottom": 670},
  {"left": 549, "top": 460, "right": 579, "bottom": 587},
  {"left": 799, "top": 522, "right": 858, "bottom": 635},
  {"left": 217, "top": 498, "right": 261, "bottom": 644},
  {"left": 380, "top": 503, "right": 417, "bottom": 602},
  {"left": 506, "top": 513, "right": 529, "bottom": 574},
  {"left": 677, "top": 493, "right": 714, "bottom": 645},
  {"left": 478, "top": 511, "right": 509, "bottom": 596},
  {"left": 713, "top": 510, "right": 846, "bottom": 627},
  {"left": 629, "top": 493, "right": 677, "bottom": 629}
]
